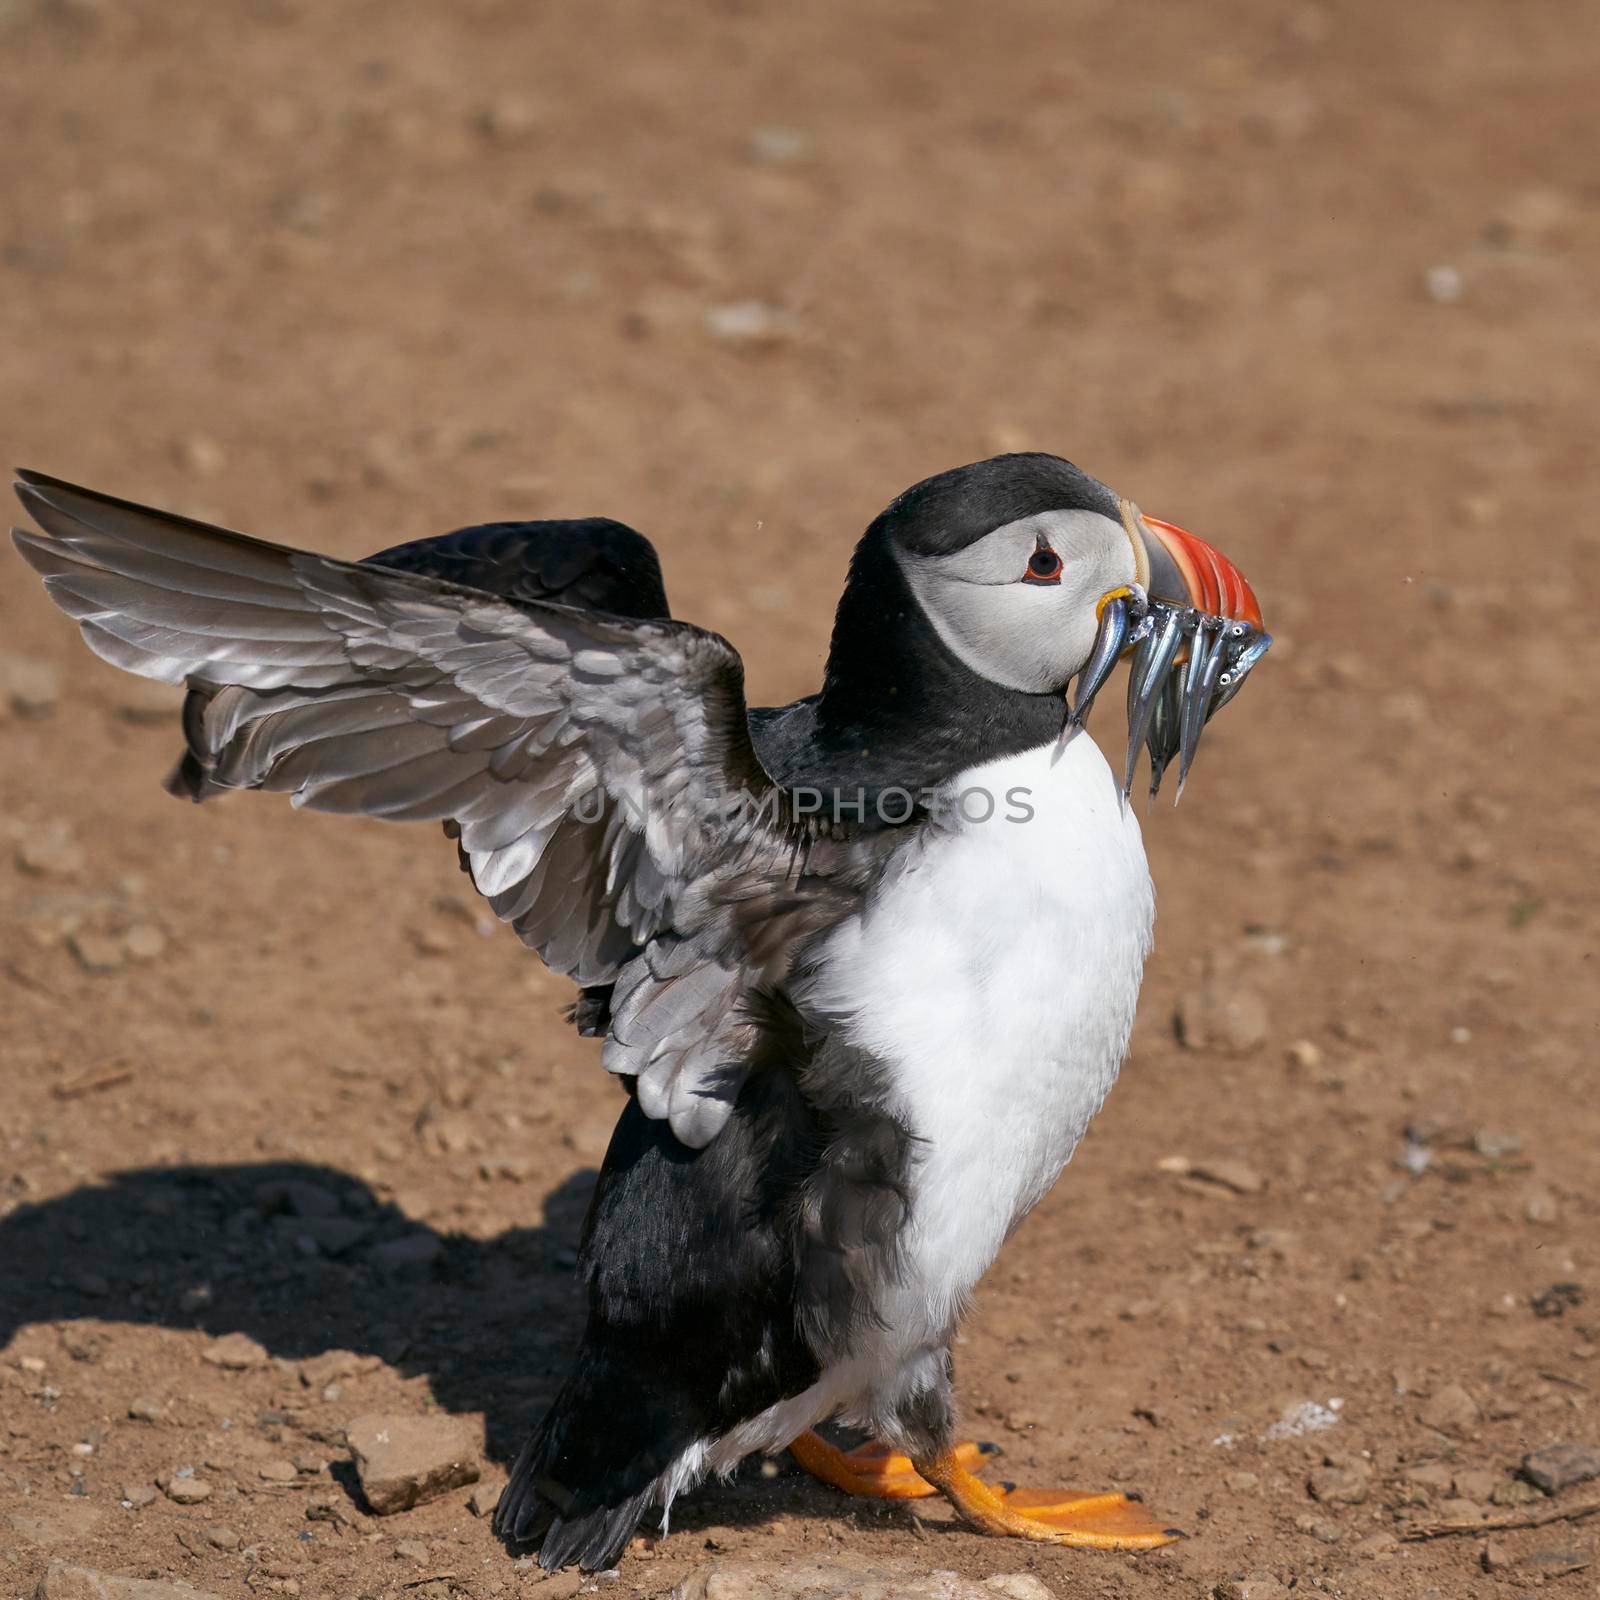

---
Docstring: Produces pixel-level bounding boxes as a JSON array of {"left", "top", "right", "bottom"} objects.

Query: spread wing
[{"left": 12, "top": 471, "right": 872, "bottom": 1145}]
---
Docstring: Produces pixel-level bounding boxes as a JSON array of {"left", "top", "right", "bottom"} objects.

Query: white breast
[{"left": 805, "top": 732, "right": 1154, "bottom": 1354}]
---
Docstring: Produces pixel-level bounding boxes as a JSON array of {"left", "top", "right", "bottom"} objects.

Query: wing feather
[{"left": 13, "top": 470, "right": 871, "bottom": 1145}]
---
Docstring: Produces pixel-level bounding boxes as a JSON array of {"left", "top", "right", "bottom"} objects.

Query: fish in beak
[{"left": 1068, "top": 500, "right": 1271, "bottom": 803}]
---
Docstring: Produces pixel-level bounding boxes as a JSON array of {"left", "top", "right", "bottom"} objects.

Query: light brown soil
[{"left": 2, "top": 2, "right": 1598, "bottom": 1597}]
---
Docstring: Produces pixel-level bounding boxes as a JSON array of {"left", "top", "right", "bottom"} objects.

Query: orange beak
[{"left": 1136, "top": 514, "right": 1264, "bottom": 629}]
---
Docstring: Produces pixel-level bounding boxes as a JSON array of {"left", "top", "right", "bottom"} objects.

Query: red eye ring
[{"left": 1023, "top": 546, "right": 1063, "bottom": 584}]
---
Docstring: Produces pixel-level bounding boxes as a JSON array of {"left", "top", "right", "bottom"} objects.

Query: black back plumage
[{"left": 365, "top": 517, "right": 670, "bottom": 621}]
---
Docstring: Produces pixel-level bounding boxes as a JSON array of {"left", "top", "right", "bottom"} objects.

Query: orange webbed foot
[
  {"left": 914, "top": 1451, "right": 1183, "bottom": 1550},
  {"left": 787, "top": 1431, "right": 998, "bottom": 1500}
]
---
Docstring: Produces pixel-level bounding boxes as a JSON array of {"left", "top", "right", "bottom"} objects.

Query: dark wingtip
[
  {"left": 162, "top": 752, "right": 215, "bottom": 803},
  {"left": 14, "top": 467, "right": 65, "bottom": 502}
]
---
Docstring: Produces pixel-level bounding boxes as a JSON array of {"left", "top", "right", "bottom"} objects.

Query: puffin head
[{"left": 872, "top": 453, "right": 1270, "bottom": 799}]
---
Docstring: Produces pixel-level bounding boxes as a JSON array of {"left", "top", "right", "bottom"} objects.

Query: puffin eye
[{"left": 1023, "top": 546, "right": 1063, "bottom": 585}]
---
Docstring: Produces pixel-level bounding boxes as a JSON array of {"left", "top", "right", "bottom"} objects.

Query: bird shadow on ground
[{"left": 0, "top": 1159, "right": 910, "bottom": 1547}]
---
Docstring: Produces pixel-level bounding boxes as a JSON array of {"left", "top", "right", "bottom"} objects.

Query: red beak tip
[{"left": 1143, "top": 515, "right": 1264, "bottom": 630}]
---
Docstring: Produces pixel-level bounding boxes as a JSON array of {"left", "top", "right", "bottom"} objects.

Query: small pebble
[
  {"left": 1214, "top": 1575, "right": 1288, "bottom": 1600},
  {"left": 67, "top": 933, "right": 123, "bottom": 975},
  {"left": 15, "top": 827, "right": 85, "bottom": 877},
  {"left": 173, "top": 434, "right": 226, "bottom": 476},
  {"left": 1473, "top": 1127, "right": 1521, "bottom": 1159},
  {"left": 984, "top": 1578, "right": 1052, "bottom": 1600},
  {"left": 1419, "top": 1382, "right": 1480, "bottom": 1437},
  {"left": 122, "top": 923, "right": 168, "bottom": 962},
  {"left": 1453, "top": 1468, "right": 1500, "bottom": 1501},
  {"left": 747, "top": 125, "right": 812, "bottom": 165},
  {"left": 704, "top": 301, "right": 797, "bottom": 344},
  {"left": 1531, "top": 1282, "right": 1583, "bottom": 1318},
  {"left": 1194, "top": 1157, "right": 1265, "bottom": 1195},
  {"left": 1404, "top": 1461, "right": 1454, "bottom": 1491},
  {"left": 1481, "top": 1537, "right": 1514, "bottom": 1572},
  {"left": 1308, "top": 1457, "right": 1369, "bottom": 1505},
  {"left": 1424, "top": 264, "right": 1464, "bottom": 303},
  {"left": 368, "top": 1232, "right": 442, "bottom": 1272},
  {"left": 305, "top": 1490, "right": 357, "bottom": 1526},
  {"left": 1293, "top": 1513, "right": 1342, "bottom": 1543},
  {"left": 0, "top": 653, "right": 61, "bottom": 717},
  {"left": 1522, "top": 1441, "right": 1600, "bottom": 1493},
  {"left": 472, "top": 98, "right": 540, "bottom": 142},
  {"left": 162, "top": 1475, "right": 213, "bottom": 1504},
  {"left": 468, "top": 1478, "right": 505, "bottom": 1517},
  {"left": 1491, "top": 1476, "right": 1545, "bottom": 1506},
  {"left": 298, "top": 1348, "right": 376, "bottom": 1386},
  {"left": 203, "top": 1331, "right": 269, "bottom": 1369},
  {"left": 1174, "top": 983, "right": 1269, "bottom": 1055}
]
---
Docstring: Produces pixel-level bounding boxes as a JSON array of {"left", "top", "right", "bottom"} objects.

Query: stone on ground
[
  {"left": 345, "top": 1411, "right": 480, "bottom": 1514},
  {"left": 1522, "top": 1441, "right": 1600, "bottom": 1493},
  {"left": 35, "top": 1566, "right": 222, "bottom": 1600},
  {"left": 674, "top": 1561, "right": 1059, "bottom": 1600},
  {"left": 199, "top": 1332, "right": 268, "bottom": 1370},
  {"left": 467, "top": 1477, "right": 504, "bottom": 1517},
  {"left": 1214, "top": 1577, "right": 1289, "bottom": 1600}
]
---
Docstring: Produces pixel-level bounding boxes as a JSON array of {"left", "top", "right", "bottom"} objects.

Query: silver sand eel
[{"left": 1064, "top": 587, "right": 1272, "bottom": 804}]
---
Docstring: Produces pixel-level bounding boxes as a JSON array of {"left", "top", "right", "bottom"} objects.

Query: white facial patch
[{"left": 895, "top": 509, "right": 1137, "bottom": 694}]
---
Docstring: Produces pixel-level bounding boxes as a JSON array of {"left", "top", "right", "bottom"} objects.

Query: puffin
[{"left": 10, "top": 453, "right": 1269, "bottom": 1571}]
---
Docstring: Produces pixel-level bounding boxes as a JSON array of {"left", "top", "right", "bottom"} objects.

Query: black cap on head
[{"left": 870, "top": 452, "right": 1121, "bottom": 558}]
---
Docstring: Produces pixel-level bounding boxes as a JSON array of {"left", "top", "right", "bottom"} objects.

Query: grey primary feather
[{"left": 11, "top": 471, "right": 880, "bottom": 1146}]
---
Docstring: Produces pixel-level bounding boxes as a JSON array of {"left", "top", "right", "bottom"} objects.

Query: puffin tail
[{"left": 492, "top": 1352, "right": 703, "bottom": 1572}]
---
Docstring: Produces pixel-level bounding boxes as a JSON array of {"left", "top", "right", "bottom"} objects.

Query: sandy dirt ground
[{"left": 2, "top": 1, "right": 1599, "bottom": 1596}]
